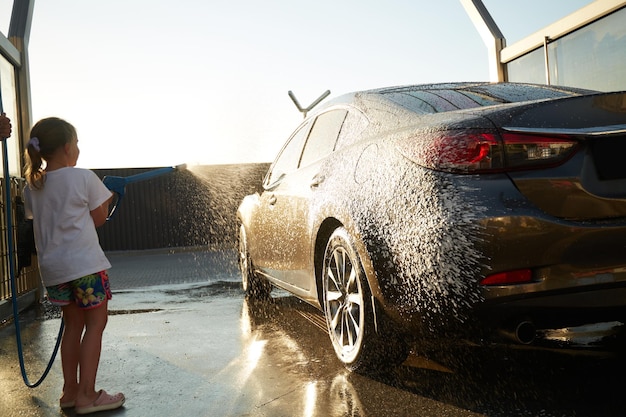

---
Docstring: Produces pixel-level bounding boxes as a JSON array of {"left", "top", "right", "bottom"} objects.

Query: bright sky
[{"left": 0, "top": 0, "right": 591, "bottom": 168}]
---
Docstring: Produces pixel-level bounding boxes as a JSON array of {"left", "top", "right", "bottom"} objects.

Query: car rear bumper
[
  {"left": 478, "top": 282, "right": 626, "bottom": 327},
  {"left": 372, "top": 214, "right": 626, "bottom": 344},
  {"left": 363, "top": 172, "right": 626, "bottom": 345},
  {"left": 468, "top": 211, "right": 626, "bottom": 330}
]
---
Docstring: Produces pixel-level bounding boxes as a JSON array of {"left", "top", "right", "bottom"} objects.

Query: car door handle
[
  {"left": 268, "top": 194, "right": 277, "bottom": 205},
  {"left": 310, "top": 174, "right": 325, "bottom": 189}
]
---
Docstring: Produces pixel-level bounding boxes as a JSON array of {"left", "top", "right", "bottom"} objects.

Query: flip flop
[
  {"left": 59, "top": 400, "right": 75, "bottom": 408},
  {"left": 75, "top": 390, "right": 125, "bottom": 415}
]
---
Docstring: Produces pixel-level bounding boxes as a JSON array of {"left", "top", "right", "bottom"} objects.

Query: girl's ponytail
[{"left": 24, "top": 138, "right": 44, "bottom": 189}]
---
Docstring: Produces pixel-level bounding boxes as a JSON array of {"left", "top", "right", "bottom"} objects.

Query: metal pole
[
  {"left": 288, "top": 90, "right": 331, "bottom": 118},
  {"left": 8, "top": 0, "right": 36, "bottom": 169},
  {"left": 544, "top": 36, "right": 551, "bottom": 85},
  {"left": 459, "top": 0, "right": 507, "bottom": 82}
]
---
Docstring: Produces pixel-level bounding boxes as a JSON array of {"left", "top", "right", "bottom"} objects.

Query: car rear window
[
  {"left": 464, "top": 84, "right": 579, "bottom": 103},
  {"left": 380, "top": 84, "right": 582, "bottom": 114}
]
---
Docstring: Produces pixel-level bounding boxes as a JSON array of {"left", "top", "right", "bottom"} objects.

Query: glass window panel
[
  {"left": 335, "top": 109, "right": 369, "bottom": 150},
  {"left": 383, "top": 91, "right": 435, "bottom": 113},
  {"left": 299, "top": 109, "right": 347, "bottom": 168},
  {"left": 266, "top": 120, "right": 312, "bottom": 185},
  {"left": 507, "top": 7, "right": 626, "bottom": 92},
  {"left": 429, "top": 90, "right": 484, "bottom": 110},
  {"left": 506, "top": 47, "right": 546, "bottom": 85},
  {"left": 466, "top": 83, "right": 575, "bottom": 102},
  {"left": 0, "top": 55, "right": 21, "bottom": 176},
  {"left": 548, "top": 8, "right": 626, "bottom": 92}
]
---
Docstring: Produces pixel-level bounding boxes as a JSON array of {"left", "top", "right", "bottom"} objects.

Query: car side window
[
  {"left": 335, "top": 109, "right": 369, "bottom": 150},
  {"left": 266, "top": 120, "right": 313, "bottom": 186},
  {"left": 299, "top": 109, "right": 348, "bottom": 168}
]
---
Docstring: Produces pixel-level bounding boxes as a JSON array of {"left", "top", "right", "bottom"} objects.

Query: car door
[
  {"left": 249, "top": 119, "right": 312, "bottom": 284},
  {"left": 250, "top": 109, "right": 348, "bottom": 292},
  {"left": 279, "top": 109, "right": 349, "bottom": 290}
]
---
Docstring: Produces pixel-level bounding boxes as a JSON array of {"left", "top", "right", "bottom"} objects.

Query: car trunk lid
[{"left": 494, "top": 92, "right": 626, "bottom": 221}]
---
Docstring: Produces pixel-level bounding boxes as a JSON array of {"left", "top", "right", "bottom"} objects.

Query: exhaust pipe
[{"left": 500, "top": 320, "right": 536, "bottom": 345}]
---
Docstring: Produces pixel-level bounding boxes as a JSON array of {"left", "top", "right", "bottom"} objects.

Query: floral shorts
[{"left": 46, "top": 271, "right": 112, "bottom": 309}]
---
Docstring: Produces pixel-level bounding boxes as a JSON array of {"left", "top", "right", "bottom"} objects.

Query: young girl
[{"left": 23, "top": 117, "right": 125, "bottom": 415}]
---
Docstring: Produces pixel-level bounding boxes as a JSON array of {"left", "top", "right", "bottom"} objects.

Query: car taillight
[
  {"left": 396, "top": 130, "right": 578, "bottom": 174},
  {"left": 501, "top": 132, "right": 578, "bottom": 170},
  {"left": 396, "top": 131, "right": 504, "bottom": 173},
  {"left": 480, "top": 269, "right": 533, "bottom": 286}
]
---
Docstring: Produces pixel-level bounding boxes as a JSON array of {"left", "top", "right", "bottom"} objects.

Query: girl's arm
[
  {"left": 0, "top": 113, "right": 11, "bottom": 138},
  {"left": 90, "top": 195, "right": 113, "bottom": 228}
]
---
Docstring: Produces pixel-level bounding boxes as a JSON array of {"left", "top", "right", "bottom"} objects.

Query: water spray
[{"left": 103, "top": 163, "right": 187, "bottom": 220}]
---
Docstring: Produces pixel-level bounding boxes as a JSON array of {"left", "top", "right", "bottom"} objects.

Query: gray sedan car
[{"left": 237, "top": 82, "right": 626, "bottom": 372}]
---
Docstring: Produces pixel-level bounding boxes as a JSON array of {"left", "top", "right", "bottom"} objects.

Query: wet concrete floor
[{"left": 1, "top": 249, "right": 625, "bottom": 417}]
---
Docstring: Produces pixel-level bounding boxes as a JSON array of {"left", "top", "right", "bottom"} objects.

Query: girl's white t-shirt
[{"left": 24, "top": 167, "right": 113, "bottom": 287}]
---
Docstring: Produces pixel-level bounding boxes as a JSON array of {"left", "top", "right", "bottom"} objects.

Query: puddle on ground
[
  {"left": 109, "top": 308, "right": 163, "bottom": 315},
  {"left": 15, "top": 280, "right": 243, "bottom": 322},
  {"left": 162, "top": 280, "right": 241, "bottom": 299}
]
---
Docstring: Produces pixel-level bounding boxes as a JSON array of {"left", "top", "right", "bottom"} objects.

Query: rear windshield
[{"left": 380, "top": 84, "right": 585, "bottom": 114}]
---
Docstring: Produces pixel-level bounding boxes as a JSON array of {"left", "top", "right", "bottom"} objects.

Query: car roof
[
  {"left": 319, "top": 82, "right": 597, "bottom": 115},
  {"left": 363, "top": 81, "right": 595, "bottom": 96}
]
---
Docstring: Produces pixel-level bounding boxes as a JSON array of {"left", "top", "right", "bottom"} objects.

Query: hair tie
[{"left": 28, "top": 137, "right": 41, "bottom": 152}]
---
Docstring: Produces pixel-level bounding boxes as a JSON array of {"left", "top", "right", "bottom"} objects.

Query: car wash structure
[
  {"left": 462, "top": 0, "right": 626, "bottom": 91},
  {"left": 0, "top": 0, "right": 37, "bottom": 321}
]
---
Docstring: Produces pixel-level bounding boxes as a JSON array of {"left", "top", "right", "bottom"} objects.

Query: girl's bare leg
[
  {"left": 59, "top": 303, "right": 84, "bottom": 405},
  {"left": 75, "top": 300, "right": 109, "bottom": 407}
]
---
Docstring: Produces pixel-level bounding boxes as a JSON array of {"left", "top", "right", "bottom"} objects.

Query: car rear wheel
[
  {"left": 322, "top": 227, "right": 407, "bottom": 373},
  {"left": 239, "top": 224, "right": 271, "bottom": 298}
]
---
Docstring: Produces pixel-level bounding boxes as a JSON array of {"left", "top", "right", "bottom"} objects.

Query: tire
[
  {"left": 238, "top": 224, "right": 271, "bottom": 298},
  {"left": 322, "top": 227, "right": 407, "bottom": 373}
]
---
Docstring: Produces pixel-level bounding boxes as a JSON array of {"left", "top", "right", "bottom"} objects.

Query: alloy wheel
[
  {"left": 323, "top": 230, "right": 365, "bottom": 365},
  {"left": 239, "top": 224, "right": 271, "bottom": 298},
  {"left": 238, "top": 224, "right": 251, "bottom": 292}
]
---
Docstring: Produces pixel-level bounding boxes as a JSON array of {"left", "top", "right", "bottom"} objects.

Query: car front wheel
[
  {"left": 322, "top": 227, "right": 406, "bottom": 373},
  {"left": 238, "top": 224, "right": 271, "bottom": 298}
]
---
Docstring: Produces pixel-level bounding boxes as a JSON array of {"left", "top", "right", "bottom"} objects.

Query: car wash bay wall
[{"left": 94, "top": 163, "right": 269, "bottom": 252}]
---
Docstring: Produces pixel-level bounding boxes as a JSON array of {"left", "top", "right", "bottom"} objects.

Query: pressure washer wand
[{"left": 102, "top": 163, "right": 187, "bottom": 220}]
